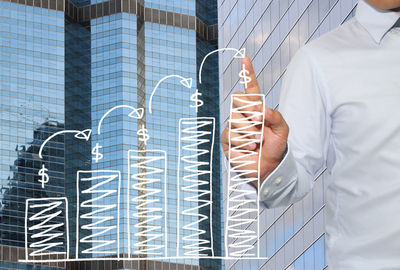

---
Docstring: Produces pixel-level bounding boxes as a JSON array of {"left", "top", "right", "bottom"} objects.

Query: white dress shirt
[{"left": 252, "top": 1, "right": 400, "bottom": 269}]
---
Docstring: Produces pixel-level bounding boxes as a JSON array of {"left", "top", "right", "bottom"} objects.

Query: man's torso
[{"left": 305, "top": 17, "right": 400, "bottom": 269}]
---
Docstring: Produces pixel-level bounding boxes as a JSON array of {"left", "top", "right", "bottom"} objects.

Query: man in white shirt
[{"left": 221, "top": 0, "right": 400, "bottom": 269}]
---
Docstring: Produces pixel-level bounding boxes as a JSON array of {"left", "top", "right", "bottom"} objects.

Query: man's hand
[{"left": 221, "top": 57, "right": 289, "bottom": 187}]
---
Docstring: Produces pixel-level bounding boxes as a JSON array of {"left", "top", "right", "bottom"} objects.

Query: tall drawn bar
[
  {"left": 75, "top": 170, "right": 121, "bottom": 258},
  {"left": 177, "top": 117, "right": 215, "bottom": 257},
  {"left": 127, "top": 150, "right": 168, "bottom": 257},
  {"left": 225, "top": 94, "right": 265, "bottom": 258}
]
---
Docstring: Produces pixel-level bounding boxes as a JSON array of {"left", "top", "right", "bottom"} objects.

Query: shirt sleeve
[{"left": 258, "top": 46, "right": 331, "bottom": 209}]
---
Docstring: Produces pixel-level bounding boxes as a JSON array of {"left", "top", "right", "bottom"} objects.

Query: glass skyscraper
[
  {"left": 1, "top": 0, "right": 222, "bottom": 269},
  {"left": 218, "top": 0, "right": 357, "bottom": 269},
  {"left": 0, "top": 1, "right": 66, "bottom": 268}
]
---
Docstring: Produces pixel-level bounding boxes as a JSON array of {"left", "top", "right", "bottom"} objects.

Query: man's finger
[
  {"left": 241, "top": 57, "right": 261, "bottom": 100},
  {"left": 221, "top": 126, "right": 229, "bottom": 146},
  {"left": 229, "top": 110, "right": 261, "bottom": 134},
  {"left": 264, "top": 107, "right": 288, "bottom": 134},
  {"left": 230, "top": 132, "right": 259, "bottom": 150},
  {"left": 221, "top": 127, "right": 258, "bottom": 151}
]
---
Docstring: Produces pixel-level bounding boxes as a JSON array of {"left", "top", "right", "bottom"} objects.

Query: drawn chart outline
[{"left": 20, "top": 46, "right": 271, "bottom": 263}]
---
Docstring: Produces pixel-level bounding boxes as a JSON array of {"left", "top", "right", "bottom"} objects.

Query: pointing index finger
[{"left": 241, "top": 57, "right": 261, "bottom": 98}]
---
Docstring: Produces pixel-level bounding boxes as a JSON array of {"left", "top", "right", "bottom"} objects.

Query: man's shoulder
[
  {"left": 303, "top": 18, "right": 362, "bottom": 56},
  {"left": 284, "top": 18, "right": 364, "bottom": 85}
]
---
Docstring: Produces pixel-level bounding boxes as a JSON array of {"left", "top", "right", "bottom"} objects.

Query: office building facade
[
  {"left": 218, "top": 0, "right": 357, "bottom": 269},
  {"left": 0, "top": 1, "right": 66, "bottom": 268},
  {"left": 0, "top": 0, "right": 222, "bottom": 269}
]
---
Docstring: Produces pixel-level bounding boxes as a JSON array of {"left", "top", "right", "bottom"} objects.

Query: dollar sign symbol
[
  {"left": 92, "top": 143, "right": 103, "bottom": 163},
  {"left": 38, "top": 164, "right": 49, "bottom": 189},
  {"left": 137, "top": 124, "right": 149, "bottom": 145},
  {"left": 190, "top": 89, "right": 204, "bottom": 113},
  {"left": 239, "top": 63, "right": 251, "bottom": 89}
]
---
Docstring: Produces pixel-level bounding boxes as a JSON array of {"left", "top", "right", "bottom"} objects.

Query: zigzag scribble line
[
  {"left": 227, "top": 95, "right": 265, "bottom": 257},
  {"left": 79, "top": 174, "right": 118, "bottom": 254},
  {"left": 28, "top": 201, "right": 66, "bottom": 257},
  {"left": 179, "top": 119, "right": 214, "bottom": 257},
  {"left": 130, "top": 154, "right": 165, "bottom": 256}
]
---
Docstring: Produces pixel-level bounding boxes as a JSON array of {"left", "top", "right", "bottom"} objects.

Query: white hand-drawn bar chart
[{"left": 21, "top": 47, "right": 269, "bottom": 263}]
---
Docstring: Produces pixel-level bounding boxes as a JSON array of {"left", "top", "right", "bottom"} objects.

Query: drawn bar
[
  {"left": 177, "top": 117, "right": 215, "bottom": 257},
  {"left": 226, "top": 94, "right": 265, "bottom": 257},
  {"left": 127, "top": 150, "right": 168, "bottom": 257},
  {"left": 76, "top": 170, "right": 121, "bottom": 258},
  {"left": 25, "top": 197, "right": 69, "bottom": 261}
]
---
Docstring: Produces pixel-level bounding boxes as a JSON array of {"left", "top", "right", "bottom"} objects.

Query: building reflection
[{"left": 0, "top": 121, "right": 65, "bottom": 249}]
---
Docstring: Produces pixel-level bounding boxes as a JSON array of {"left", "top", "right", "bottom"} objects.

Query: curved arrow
[
  {"left": 149, "top": 75, "right": 193, "bottom": 114},
  {"left": 39, "top": 129, "right": 92, "bottom": 159},
  {"left": 198, "top": 47, "right": 246, "bottom": 84},
  {"left": 98, "top": 105, "right": 144, "bottom": 134}
]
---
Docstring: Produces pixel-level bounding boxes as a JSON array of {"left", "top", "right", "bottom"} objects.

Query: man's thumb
[{"left": 264, "top": 107, "right": 288, "bottom": 133}]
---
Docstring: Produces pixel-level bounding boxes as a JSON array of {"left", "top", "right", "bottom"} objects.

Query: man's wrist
[{"left": 258, "top": 144, "right": 288, "bottom": 186}]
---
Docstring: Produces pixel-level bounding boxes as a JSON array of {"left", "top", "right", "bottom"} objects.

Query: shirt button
[
  {"left": 263, "top": 188, "right": 269, "bottom": 196},
  {"left": 274, "top": 176, "right": 282, "bottom": 185},
  {"left": 391, "top": 29, "right": 400, "bottom": 35}
]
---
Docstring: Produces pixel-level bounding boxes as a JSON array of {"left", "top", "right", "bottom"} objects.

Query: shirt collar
[{"left": 356, "top": 0, "right": 400, "bottom": 43}]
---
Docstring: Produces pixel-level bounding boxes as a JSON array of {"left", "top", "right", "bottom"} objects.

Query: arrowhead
[
  {"left": 233, "top": 48, "right": 246, "bottom": 58},
  {"left": 74, "top": 129, "right": 92, "bottom": 140},
  {"left": 128, "top": 108, "right": 144, "bottom": 119},
  {"left": 180, "top": 77, "right": 193, "bottom": 88}
]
